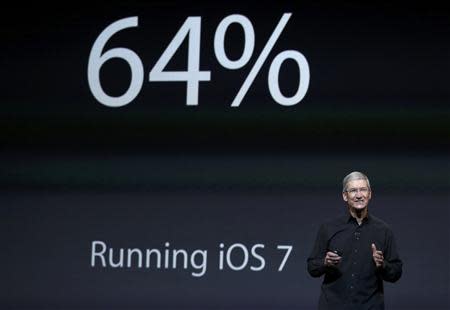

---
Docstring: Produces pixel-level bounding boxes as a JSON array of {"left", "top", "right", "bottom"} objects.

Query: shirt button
[
  {"left": 352, "top": 273, "right": 355, "bottom": 277},
  {"left": 350, "top": 285, "right": 354, "bottom": 289},
  {"left": 353, "top": 261, "right": 357, "bottom": 265},
  {"left": 354, "top": 249, "right": 358, "bottom": 253}
]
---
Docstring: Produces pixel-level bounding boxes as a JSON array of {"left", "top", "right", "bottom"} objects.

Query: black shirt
[{"left": 307, "top": 213, "right": 402, "bottom": 310}]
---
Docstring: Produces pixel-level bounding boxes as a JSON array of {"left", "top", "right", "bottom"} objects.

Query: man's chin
[{"left": 352, "top": 204, "right": 367, "bottom": 210}]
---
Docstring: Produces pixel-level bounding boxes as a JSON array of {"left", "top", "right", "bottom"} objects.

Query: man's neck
[{"left": 349, "top": 208, "right": 368, "bottom": 225}]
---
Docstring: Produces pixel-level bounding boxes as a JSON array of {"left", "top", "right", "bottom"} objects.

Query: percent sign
[
  {"left": 88, "top": 14, "right": 309, "bottom": 107},
  {"left": 214, "top": 13, "right": 310, "bottom": 107}
]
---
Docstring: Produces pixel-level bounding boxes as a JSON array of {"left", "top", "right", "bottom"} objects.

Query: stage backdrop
[{"left": 1, "top": 1, "right": 449, "bottom": 309}]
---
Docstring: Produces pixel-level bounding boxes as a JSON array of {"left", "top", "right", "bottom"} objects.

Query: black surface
[{"left": 1, "top": 1, "right": 448, "bottom": 309}]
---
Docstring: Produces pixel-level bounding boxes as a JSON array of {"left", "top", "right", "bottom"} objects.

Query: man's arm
[
  {"left": 307, "top": 224, "right": 328, "bottom": 277},
  {"left": 379, "top": 228, "right": 402, "bottom": 282}
]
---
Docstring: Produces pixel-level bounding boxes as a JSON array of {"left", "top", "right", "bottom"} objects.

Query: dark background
[{"left": 1, "top": 1, "right": 449, "bottom": 309}]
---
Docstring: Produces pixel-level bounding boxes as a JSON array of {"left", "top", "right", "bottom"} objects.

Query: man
[{"left": 307, "top": 171, "right": 402, "bottom": 310}]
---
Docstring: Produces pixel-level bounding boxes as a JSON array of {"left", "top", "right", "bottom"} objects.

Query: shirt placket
[{"left": 348, "top": 223, "right": 362, "bottom": 303}]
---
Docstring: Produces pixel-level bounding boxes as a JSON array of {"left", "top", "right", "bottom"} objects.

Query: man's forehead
[{"left": 346, "top": 179, "right": 369, "bottom": 188}]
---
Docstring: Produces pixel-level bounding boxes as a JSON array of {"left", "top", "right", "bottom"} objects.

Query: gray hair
[{"left": 342, "top": 171, "right": 371, "bottom": 192}]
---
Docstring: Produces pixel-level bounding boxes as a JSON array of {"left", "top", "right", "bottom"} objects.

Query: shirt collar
[{"left": 347, "top": 212, "right": 370, "bottom": 224}]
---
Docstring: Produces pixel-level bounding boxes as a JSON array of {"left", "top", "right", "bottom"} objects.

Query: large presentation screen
[{"left": 1, "top": 2, "right": 449, "bottom": 309}]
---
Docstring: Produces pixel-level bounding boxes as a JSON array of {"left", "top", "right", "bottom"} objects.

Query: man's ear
[{"left": 342, "top": 192, "right": 348, "bottom": 202}]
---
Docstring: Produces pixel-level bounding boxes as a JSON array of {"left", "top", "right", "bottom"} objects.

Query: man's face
[{"left": 342, "top": 179, "right": 372, "bottom": 211}]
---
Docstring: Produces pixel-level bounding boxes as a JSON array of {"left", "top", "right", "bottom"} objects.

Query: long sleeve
[
  {"left": 380, "top": 227, "right": 403, "bottom": 282},
  {"left": 307, "top": 224, "right": 328, "bottom": 277}
]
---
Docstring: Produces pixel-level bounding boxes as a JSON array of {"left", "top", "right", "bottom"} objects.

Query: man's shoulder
[{"left": 369, "top": 214, "right": 393, "bottom": 231}]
